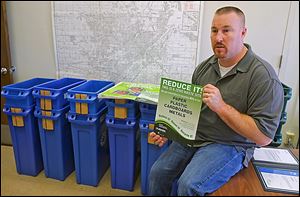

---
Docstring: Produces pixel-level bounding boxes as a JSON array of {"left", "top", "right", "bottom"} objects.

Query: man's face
[{"left": 210, "top": 12, "right": 246, "bottom": 60}]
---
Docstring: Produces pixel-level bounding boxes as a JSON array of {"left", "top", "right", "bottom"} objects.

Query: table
[{"left": 210, "top": 149, "right": 299, "bottom": 196}]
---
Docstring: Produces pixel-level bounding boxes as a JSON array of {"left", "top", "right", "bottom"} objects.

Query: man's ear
[{"left": 241, "top": 27, "right": 247, "bottom": 38}]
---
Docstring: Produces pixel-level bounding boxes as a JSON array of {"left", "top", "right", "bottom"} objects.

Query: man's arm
[
  {"left": 217, "top": 102, "right": 272, "bottom": 146},
  {"left": 203, "top": 84, "right": 272, "bottom": 146}
]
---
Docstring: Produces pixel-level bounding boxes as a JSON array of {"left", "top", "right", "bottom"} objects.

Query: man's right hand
[{"left": 149, "top": 132, "right": 168, "bottom": 147}]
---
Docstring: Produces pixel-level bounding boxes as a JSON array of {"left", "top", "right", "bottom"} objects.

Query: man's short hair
[{"left": 215, "top": 6, "right": 245, "bottom": 27}]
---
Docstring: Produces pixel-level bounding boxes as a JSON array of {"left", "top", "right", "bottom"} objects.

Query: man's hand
[
  {"left": 149, "top": 132, "right": 168, "bottom": 147},
  {"left": 202, "top": 84, "right": 226, "bottom": 113}
]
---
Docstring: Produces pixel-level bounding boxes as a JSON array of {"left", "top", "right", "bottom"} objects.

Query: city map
[{"left": 53, "top": 1, "right": 202, "bottom": 84}]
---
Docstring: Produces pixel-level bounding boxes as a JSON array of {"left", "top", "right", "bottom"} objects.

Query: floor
[
  {"left": 1, "top": 145, "right": 142, "bottom": 196},
  {"left": 1, "top": 124, "right": 11, "bottom": 145}
]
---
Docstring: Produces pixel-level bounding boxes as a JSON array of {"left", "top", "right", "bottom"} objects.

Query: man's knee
[
  {"left": 177, "top": 176, "right": 203, "bottom": 196},
  {"left": 148, "top": 163, "right": 161, "bottom": 181}
]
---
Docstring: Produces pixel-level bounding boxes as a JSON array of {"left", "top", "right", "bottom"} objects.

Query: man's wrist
[{"left": 216, "top": 101, "right": 230, "bottom": 116}]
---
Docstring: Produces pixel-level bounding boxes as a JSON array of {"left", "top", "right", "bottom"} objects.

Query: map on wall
[{"left": 53, "top": 1, "right": 202, "bottom": 84}]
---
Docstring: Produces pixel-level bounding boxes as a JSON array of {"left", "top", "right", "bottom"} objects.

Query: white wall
[
  {"left": 5, "top": 1, "right": 299, "bottom": 146},
  {"left": 6, "top": 1, "right": 56, "bottom": 81},
  {"left": 199, "top": 1, "right": 290, "bottom": 72},
  {"left": 279, "top": 1, "right": 299, "bottom": 146}
]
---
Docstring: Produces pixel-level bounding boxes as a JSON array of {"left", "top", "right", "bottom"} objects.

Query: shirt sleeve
[
  {"left": 192, "top": 64, "right": 201, "bottom": 84},
  {"left": 247, "top": 79, "right": 284, "bottom": 139}
]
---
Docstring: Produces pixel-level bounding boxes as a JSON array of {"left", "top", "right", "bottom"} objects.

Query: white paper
[
  {"left": 259, "top": 167, "right": 299, "bottom": 192},
  {"left": 253, "top": 147, "right": 298, "bottom": 165}
]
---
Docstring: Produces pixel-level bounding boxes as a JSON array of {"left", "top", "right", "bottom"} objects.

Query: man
[{"left": 148, "top": 6, "right": 284, "bottom": 196}]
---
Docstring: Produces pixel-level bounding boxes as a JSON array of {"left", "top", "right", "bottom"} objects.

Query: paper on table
[
  {"left": 258, "top": 167, "right": 299, "bottom": 192},
  {"left": 253, "top": 147, "right": 298, "bottom": 165}
]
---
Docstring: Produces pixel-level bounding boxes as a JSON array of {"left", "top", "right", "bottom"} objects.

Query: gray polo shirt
[{"left": 192, "top": 44, "right": 284, "bottom": 166}]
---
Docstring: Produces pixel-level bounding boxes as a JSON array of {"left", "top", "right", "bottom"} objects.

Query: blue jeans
[{"left": 148, "top": 142, "right": 245, "bottom": 196}]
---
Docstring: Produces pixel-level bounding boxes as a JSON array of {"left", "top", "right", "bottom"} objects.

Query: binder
[{"left": 252, "top": 147, "right": 299, "bottom": 194}]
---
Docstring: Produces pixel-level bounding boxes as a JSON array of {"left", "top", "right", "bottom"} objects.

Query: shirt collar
[{"left": 208, "top": 43, "right": 254, "bottom": 73}]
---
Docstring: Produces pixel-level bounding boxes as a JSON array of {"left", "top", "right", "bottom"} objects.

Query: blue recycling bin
[
  {"left": 68, "top": 107, "right": 110, "bottom": 186},
  {"left": 139, "top": 103, "right": 157, "bottom": 121},
  {"left": 1, "top": 77, "right": 55, "bottom": 107},
  {"left": 3, "top": 104, "right": 43, "bottom": 176},
  {"left": 139, "top": 119, "right": 169, "bottom": 195},
  {"left": 106, "top": 99, "right": 139, "bottom": 119},
  {"left": 34, "top": 105, "right": 74, "bottom": 181},
  {"left": 67, "top": 80, "right": 114, "bottom": 114},
  {"left": 106, "top": 116, "right": 140, "bottom": 191},
  {"left": 32, "top": 78, "right": 86, "bottom": 110}
]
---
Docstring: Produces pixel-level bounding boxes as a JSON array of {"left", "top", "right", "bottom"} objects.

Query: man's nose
[{"left": 216, "top": 32, "right": 223, "bottom": 42}]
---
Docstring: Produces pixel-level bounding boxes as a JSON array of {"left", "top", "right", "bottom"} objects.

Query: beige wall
[
  {"left": 6, "top": 1, "right": 56, "bottom": 81},
  {"left": 5, "top": 1, "right": 299, "bottom": 146}
]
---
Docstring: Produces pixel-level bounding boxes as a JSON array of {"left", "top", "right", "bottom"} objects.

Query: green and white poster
[{"left": 155, "top": 77, "right": 203, "bottom": 147}]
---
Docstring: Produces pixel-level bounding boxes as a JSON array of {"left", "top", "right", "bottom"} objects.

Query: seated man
[{"left": 148, "top": 6, "right": 284, "bottom": 196}]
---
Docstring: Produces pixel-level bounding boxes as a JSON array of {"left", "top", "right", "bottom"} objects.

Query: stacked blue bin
[
  {"left": 32, "top": 77, "right": 86, "bottom": 181},
  {"left": 67, "top": 80, "right": 114, "bottom": 186},
  {"left": 105, "top": 99, "right": 140, "bottom": 191},
  {"left": 139, "top": 103, "right": 170, "bottom": 195},
  {"left": 1, "top": 78, "right": 55, "bottom": 176}
]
